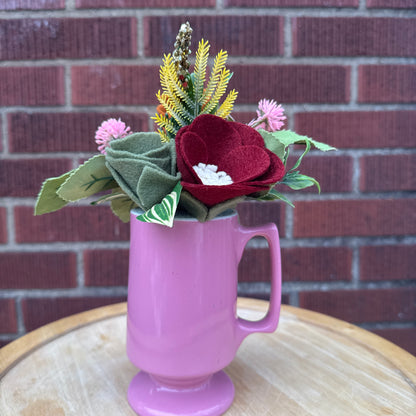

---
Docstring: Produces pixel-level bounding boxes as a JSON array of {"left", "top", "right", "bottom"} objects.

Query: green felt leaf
[
  {"left": 256, "top": 188, "right": 294, "bottom": 207},
  {"left": 58, "top": 155, "right": 117, "bottom": 202},
  {"left": 137, "top": 182, "right": 182, "bottom": 227},
  {"left": 105, "top": 133, "right": 180, "bottom": 211},
  {"left": 271, "top": 130, "right": 336, "bottom": 152},
  {"left": 289, "top": 138, "right": 311, "bottom": 172},
  {"left": 280, "top": 171, "right": 321, "bottom": 193},
  {"left": 178, "top": 191, "right": 244, "bottom": 222},
  {"left": 258, "top": 129, "right": 286, "bottom": 161},
  {"left": 34, "top": 171, "right": 73, "bottom": 215},
  {"left": 110, "top": 191, "right": 138, "bottom": 223}
]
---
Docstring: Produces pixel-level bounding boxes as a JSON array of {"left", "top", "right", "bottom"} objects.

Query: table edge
[{"left": 1, "top": 298, "right": 415, "bottom": 385}]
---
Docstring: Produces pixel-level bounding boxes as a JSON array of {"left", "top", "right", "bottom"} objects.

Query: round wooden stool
[{"left": 0, "top": 298, "right": 415, "bottom": 415}]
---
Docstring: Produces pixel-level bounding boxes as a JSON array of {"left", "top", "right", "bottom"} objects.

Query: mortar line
[
  {"left": 136, "top": 12, "right": 144, "bottom": 58},
  {"left": 284, "top": 15, "right": 292, "bottom": 59},
  {"left": 77, "top": 250, "right": 85, "bottom": 288},
  {"left": 15, "top": 296, "right": 26, "bottom": 335},
  {"left": 1, "top": 9, "right": 415, "bottom": 19},
  {"left": 0, "top": 111, "right": 8, "bottom": 155}
]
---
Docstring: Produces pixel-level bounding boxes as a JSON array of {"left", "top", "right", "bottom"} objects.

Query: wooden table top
[{"left": 0, "top": 298, "right": 415, "bottom": 415}]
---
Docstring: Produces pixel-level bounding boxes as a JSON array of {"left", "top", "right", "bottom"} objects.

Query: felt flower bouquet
[{"left": 35, "top": 22, "right": 335, "bottom": 227}]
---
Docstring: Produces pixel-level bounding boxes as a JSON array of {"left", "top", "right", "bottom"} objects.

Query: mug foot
[{"left": 127, "top": 370, "right": 235, "bottom": 416}]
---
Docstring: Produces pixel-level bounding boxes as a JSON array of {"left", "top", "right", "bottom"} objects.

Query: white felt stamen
[{"left": 193, "top": 163, "right": 233, "bottom": 186}]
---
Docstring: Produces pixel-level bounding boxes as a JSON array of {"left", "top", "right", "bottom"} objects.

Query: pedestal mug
[{"left": 126, "top": 209, "right": 282, "bottom": 416}]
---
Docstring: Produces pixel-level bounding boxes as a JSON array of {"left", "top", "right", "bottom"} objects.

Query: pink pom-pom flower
[
  {"left": 248, "top": 99, "right": 286, "bottom": 132},
  {"left": 95, "top": 118, "right": 131, "bottom": 154}
]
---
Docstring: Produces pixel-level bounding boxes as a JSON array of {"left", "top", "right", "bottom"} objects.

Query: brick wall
[{"left": 0, "top": 0, "right": 415, "bottom": 355}]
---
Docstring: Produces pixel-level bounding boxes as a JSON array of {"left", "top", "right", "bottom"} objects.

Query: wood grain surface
[{"left": 0, "top": 299, "right": 415, "bottom": 415}]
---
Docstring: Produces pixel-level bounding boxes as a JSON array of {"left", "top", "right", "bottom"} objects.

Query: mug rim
[{"left": 130, "top": 208, "right": 237, "bottom": 222}]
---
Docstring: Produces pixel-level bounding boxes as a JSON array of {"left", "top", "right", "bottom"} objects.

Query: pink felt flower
[
  {"left": 95, "top": 118, "right": 131, "bottom": 154},
  {"left": 248, "top": 99, "right": 286, "bottom": 132},
  {"left": 175, "top": 114, "right": 285, "bottom": 207}
]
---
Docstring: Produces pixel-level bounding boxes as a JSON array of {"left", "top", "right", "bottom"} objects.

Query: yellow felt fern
[
  {"left": 215, "top": 89, "right": 238, "bottom": 119},
  {"left": 152, "top": 112, "right": 176, "bottom": 135},
  {"left": 200, "top": 67, "right": 231, "bottom": 115},
  {"left": 159, "top": 57, "right": 193, "bottom": 123},
  {"left": 193, "top": 39, "right": 210, "bottom": 114},
  {"left": 155, "top": 90, "right": 188, "bottom": 127},
  {"left": 201, "top": 50, "right": 228, "bottom": 107},
  {"left": 154, "top": 30, "right": 239, "bottom": 143}
]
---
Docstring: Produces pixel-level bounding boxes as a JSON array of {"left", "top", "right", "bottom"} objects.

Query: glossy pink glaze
[{"left": 126, "top": 209, "right": 281, "bottom": 415}]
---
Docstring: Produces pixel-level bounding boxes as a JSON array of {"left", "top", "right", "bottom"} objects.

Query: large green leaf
[
  {"left": 58, "top": 155, "right": 117, "bottom": 202},
  {"left": 34, "top": 171, "right": 73, "bottom": 215},
  {"left": 256, "top": 188, "right": 294, "bottom": 207},
  {"left": 280, "top": 171, "right": 321, "bottom": 192},
  {"left": 136, "top": 182, "right": 182, "bottom": 227},
  {"left": 258, "top": 129, "right": 286, "bottom": 161},
  {"left": 110, "top": 191, "right": 138, "bottom": 223},
  {"left": 271, "top": 130, "right": 336, "bottom": 152}
]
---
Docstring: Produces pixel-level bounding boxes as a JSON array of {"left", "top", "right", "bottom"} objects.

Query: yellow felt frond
[
  {"left": 193, "top": 39, "right": 210, "bottom": 114},
  {"left": 156, "top": 90, "right": 188, "bottom": 128},
  {"left": 200, "top": 67, "right": 231, "bottom": 115},
  {"left": 201, "top": 50, "right": 228, "bottom": 107},
  {"left": 159, "top": 55, "right": 193, "bottom": 123},
  {"left": 157, "top": 128, "right": 170, "bottom": 143},
  {"left": 215, "top": 89, "right": 238, "bottom": 119},
  {"left": 152, "top": 113, "right": 176, "bottom": 135}
]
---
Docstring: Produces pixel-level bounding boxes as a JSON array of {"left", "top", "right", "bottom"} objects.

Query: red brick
[
  {"left": 84, "top": 249, "right": 129, "bottom": 286},
  {"left": 0, "top": 299, "right": 17, "bottom": 333},
  {"left": 360, "top": 154, "right": 416, "bottom": 193},
  {"left": 225, "top": 0, "right": 358, "bottom": 6},
  {"left": 14, "top": 206, "right": 130, "bottom": 243},
  {"left": 293, "top": 18, "right": 416, "bottom": 57},
  {"left": 371, "top": 328, "right": 416, "bottom": 355},
  {"left": 279, "top": 155, "right": 353, "bottom": 193},
  {"left": 22, "top": 296, "right": 126, "bottom": 331},
  {"left": 295, "top": 111, "right": 416, "bottom": 149},
  {"left": 0, "top": 252, "right": 77, "bottom": 289},
  {"left": 239, "top": 293, "right": 290, "bottom": 305},
  {"left": 239, "top": 246, "right": 351, "bottom": 282},
  {"left": 283, "top": 247, "right": 352, "bottom": 282},
  {"left": 229, "top": 65, "right": 350, "bottom": 104},
  {"left": 0, "top": 0, "right": 64, "bottom": 10},
  {"left": 237, "top": 201, "right": 285, "bottom": 236},
  {"left": 143, "top": 16, "right": 284, "bottom": 57},
  {"left": 0, "top": 18, "right": 137, "bottom": 61},
  {"left": 0, "top": 159, "right": 72, "bottom": 197},
  {"left": 358, "top": 65, "right": 416, "bottom": 103},
  {"left": 0, "top": 67, "right": 64, "bottom": 106},
  {"left": 299, "top": 288, "right": 416, "bottom": 324},
  {"left": 0, "top": 208, "right": 7, "bottom": 244},
  {"left": 8, "top": 112, "right": 149, "bottom": 153},
  {"left": 360, "top": 245, "right": 415, "bottom": 281},
  {"left": 367, "top": 0, "right": 416, "bottom": 8},
  {"left": 76, "top": 0, "right": 215, "bottom": 7},
  {"left": 293, "top": 199, "right": 416, "bottom": 238},
  {"left": 72, "top": 66, "right": 160, "bottom": 106}
]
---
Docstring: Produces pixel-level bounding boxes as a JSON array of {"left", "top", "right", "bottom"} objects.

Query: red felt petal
[
  {"left": 176, "top": 129, "right": 208, "bottom": 183},
  {"left": 249, "top": 150, "right": 285, "bottom": 185},
  {"left": 218, "top": 145, "right": 270, "bottom": 183},
  {"left": 230, "top": 122, "right": 265, "bottom": 147},
  {"left": 188, "top": 115, "right": 241, "bottom": 162},
  {"left": 181, "top": 181, "right": 265, "bottom": 207}
]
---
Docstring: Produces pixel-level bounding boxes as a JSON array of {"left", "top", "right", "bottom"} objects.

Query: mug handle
[{"left": 235, "top": 222, "right": 282, "bottom": 345}]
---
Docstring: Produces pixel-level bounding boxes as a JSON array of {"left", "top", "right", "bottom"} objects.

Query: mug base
[{"left": 127, "top": 370, "right": 235, "bottom": 416}]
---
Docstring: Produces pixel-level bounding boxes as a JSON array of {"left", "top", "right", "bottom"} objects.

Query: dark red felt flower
[{"left": 175, "top": 114, "right": 285, "bottom": 207}]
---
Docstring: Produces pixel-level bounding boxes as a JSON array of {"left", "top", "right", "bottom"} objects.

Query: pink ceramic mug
[{"left": 126, "top": 209, "right": 282, "bottom": 416}]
